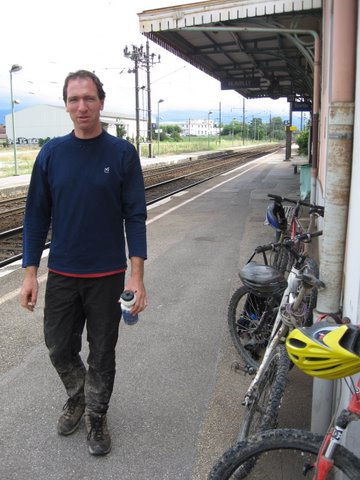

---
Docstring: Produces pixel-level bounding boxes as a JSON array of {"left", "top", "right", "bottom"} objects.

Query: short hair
[{"left": 63, "top": 70, "right": 106, "bottom": 103}]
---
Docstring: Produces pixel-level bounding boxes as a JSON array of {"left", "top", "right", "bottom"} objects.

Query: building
[
  {"left": 176, "top": 118, "right": 217, "bottom": 137},
  {"left": 4, "top": 104, "right": 147, "bottom": 144},
  {"left": 138, "top": 0, "right": 360, "bottom": 453}
]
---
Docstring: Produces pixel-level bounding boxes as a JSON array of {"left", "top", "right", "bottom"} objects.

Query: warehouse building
[{"left": 4, "top": 104, "right": 146, "bottom": 144}]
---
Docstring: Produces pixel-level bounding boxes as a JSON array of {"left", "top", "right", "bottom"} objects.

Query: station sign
[
  {"left": 291, "top": 101, "right": 312, "bottom": 112},
  {"left": 221, "top": 78, "right": 262, "bottom": 90}
]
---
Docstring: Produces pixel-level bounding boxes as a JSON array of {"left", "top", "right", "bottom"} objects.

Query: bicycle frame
[
  {"left": 312, "top": 378, "right": 360, "bottom": 479},
  {"left": 242, "top": 262, "right": 306, "bottom": 407}
]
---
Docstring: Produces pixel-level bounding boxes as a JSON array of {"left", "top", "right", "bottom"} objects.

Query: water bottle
[{"left": 120, "top": 290, "right": 138, "bottom": 325}]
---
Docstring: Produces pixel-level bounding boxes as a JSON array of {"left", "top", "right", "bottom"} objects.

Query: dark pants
[{"left": 44, "top": 271, "right": 125, "bottom": 414}]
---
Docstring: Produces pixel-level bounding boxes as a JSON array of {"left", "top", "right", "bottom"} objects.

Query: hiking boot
[
  {"left": 85, "top": 412, "right": 111, "bottom": 456},
  {"left": 57, "top": 396, "right": 85, "bottom": 436}
]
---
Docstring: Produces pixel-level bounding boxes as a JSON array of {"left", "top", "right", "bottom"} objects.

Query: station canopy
[{"left": 138, "top": 0, "right": 322, "bottom": 105}]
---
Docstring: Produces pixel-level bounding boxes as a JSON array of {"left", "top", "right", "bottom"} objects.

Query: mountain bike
[
  {"left": 228, "top": 232, "right": 320, "bottom": 372},
  {"left": 222, "top": 234, "right": 323, "bottom": 479},
  {"left": 208, "top": 349, "right": 360, "bottom": 479},
  {"left": 231, "top": 232, "right": 324, "bottom": 455},
  {"left": 265, "top": 194, "right": 324, "bottom": 273},
  {"left": 266, "top": 193, "right": 324, "bottom": 244},
  {"left": 228, "top": 192, "right": 323, "bottom": 366}
]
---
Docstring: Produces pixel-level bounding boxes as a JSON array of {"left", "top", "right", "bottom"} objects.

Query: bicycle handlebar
[
  {"left": 267, "top": 193, "right": 324, "bottom": 216},
  {"left": 254, "top": 230, "right": 323, "bottom": 254}
]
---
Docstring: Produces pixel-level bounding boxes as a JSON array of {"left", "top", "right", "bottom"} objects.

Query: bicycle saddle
[{"left": 239, "top": 261, "right": 288, "bottom": 297}]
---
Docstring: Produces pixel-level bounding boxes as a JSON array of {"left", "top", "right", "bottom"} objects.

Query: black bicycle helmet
[
  {"left": 266, "top": 200, "right": 287, "bottom": 232},
  {"left": 239, "top": 261, "right": 288, "bottom": 297}
]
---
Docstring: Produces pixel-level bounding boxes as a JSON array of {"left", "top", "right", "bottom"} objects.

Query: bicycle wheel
[
  {"left": 208, "top": 428, "right": 360, "bottom": 480},
  {"left": 233, "top": 345, "right": 291, "bottom": 479},
  {"left": 228, "top": 287, "right": 281, "bottom": 371},
  {"left": 270, "top": 244, "right": 291, "bottom": 274},
  {"left": 238, "top": 345, "right": 290, "bottom": 441}
]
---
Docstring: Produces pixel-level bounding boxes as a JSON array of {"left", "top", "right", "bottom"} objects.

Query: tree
[
  {"left": 249, "top": 117, "right": 263, "bottom": 140},
  {"left": 269, "top": 116, "right": 285, "bottom": 141},
  {"left": 296, "top": 123, "right": 310, "bottom": 155},
  {"left": 38, "top": 137, "right": 51, "bottom": 147},
  {"left": 162, "top": 125, "right": 182, "bottom": 142},
  {"left": 116, "top": 124, "right": 127, "bottom": 139}
]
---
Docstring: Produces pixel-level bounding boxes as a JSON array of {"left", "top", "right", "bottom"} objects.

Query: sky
[{"left": 0, "top": 0, "right": 303, "bottom": 125}]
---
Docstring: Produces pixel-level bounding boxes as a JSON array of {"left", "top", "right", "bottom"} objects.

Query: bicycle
[
  {"left": 228, "top": 232, "right": 321, "bottom": 372},
  {"left": 265, "top": 194, "right": 324, "bottom": 272},
  {"left": 209, "top": 321, "right": 360, "bottom": 479},
  {"left": 227, "top": 193, "right": 323, "bottom": 365},
  {"left": 266, "top": 193, "right": 324, "bottom": 244},
  {"left": 231, "top": 232, "right": 324, "bottom": 452}
]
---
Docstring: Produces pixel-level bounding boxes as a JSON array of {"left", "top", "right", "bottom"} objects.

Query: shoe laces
[
  {"left": 62, "top": 397, "right": 78, "bottom": 418},
  {"left": 87, "top": 414, "right": 105, "bottom": 441}
]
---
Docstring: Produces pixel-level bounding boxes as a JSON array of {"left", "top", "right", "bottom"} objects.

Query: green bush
[
  {"left": 38, "top": 137, "right": 51, "bottom": 147},
  {"left": 296, "top": 128, "right": 309, "bottom": 156}
]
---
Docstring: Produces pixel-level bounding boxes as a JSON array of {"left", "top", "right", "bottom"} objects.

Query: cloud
[{"left": 0, "top": 0, "right": 296, "bottom": 124}]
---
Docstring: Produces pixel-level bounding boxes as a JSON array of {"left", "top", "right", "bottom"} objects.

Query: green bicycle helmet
[{"left": 286, "top": 321, "right": 360, "bottom": 380}]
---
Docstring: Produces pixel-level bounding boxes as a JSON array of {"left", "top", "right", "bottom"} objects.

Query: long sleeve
[{"left": 22, "top": 149, "right": 52, "bottom": 267}]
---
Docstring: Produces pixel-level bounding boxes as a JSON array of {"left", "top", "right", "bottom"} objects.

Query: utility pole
[
  {"left": 243, "top": 97, "right": 245, "bottom": 145},
  {"left": 123, "top": 41, "right": 160, "bottom": 157},
  {"left": 218, "top": 101, "right": 222, "bottom": 144}
]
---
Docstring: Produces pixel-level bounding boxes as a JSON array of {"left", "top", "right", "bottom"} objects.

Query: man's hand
[
  {"left": 20, "top": 266, "right": 39, "bottom": 312},
  {"left": 124, "top": 257, "right": 147, "bottom": 315}
]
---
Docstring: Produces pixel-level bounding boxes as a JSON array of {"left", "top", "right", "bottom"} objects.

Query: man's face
[{"left": 65, "top": 77, "right": 104, "bottom": 138}]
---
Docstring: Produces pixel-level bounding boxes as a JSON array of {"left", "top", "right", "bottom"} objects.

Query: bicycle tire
[
  {"left": 238, "top": 345, "right": 290, "bottom": 440},
  {"left": 271, "top": 245, "right": 291, "bottom": 274},
  {"left": 233, "top": 345, "right": 291, "bottom": 479},
  {"left": 227, "top": 287, "right": 281, "bottom": 371},
  {"left": 208, "top": 428, "right": 360, "bottom": 479}
]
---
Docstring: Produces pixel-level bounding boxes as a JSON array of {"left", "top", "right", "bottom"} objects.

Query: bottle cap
[
  {"left": 120, "top": 290, "right": 136, "bottom": 308},
  {"left": 121, "top": 290, "right": 135, "bottom": 302}
]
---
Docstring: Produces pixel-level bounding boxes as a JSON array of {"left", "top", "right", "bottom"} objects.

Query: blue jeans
[{"left": 44, "top": 271, "right": 125, "bottom": 413}]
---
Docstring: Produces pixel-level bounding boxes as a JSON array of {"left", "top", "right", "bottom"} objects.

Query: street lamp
[
  {"left": 157, "top": 99, "right": 164, "bottom": 155},
  {"left": 9, "top": 64, "right": 22, "bottom": 176},
  {"left": 207, "top": 111, "right": 213, "bottom": 150}
]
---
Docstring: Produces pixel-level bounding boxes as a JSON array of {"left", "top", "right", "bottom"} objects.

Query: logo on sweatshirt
[{"left": 104, "top": 167, "right": 110, "bottom": 174}]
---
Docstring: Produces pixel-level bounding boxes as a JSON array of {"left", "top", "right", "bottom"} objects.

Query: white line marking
[{"left": 0, "top": 272, "right": 48, "bottom": 306}]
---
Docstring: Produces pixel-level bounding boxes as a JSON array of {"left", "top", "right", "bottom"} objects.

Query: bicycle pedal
[
  {"left": 231, "top": 361, "right": 255, "bottom": 375},
  {"left": 303, "top": 463, "right": 314, "bottom": 475}
]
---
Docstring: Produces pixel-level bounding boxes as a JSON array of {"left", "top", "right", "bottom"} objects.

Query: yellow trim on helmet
[{"left": 286, "top": 325, "right": 360, "bottom": 380}]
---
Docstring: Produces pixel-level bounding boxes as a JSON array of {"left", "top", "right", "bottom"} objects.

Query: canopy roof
[{"left": 138, "top": 0, "right": 322, "bottom": 103}]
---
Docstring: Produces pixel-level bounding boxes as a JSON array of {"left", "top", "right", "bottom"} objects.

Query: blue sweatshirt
[{"left": 22, "top": 130, "right": 147, "bottom": 275}]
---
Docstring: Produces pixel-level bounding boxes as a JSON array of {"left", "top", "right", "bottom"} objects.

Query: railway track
[{"left": 0, "top": 144, "right": 281, "bottom": 266}]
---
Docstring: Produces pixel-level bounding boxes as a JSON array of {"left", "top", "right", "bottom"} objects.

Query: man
[{"left": 20, "top": 70, "right": 147, "bottom": 456}]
